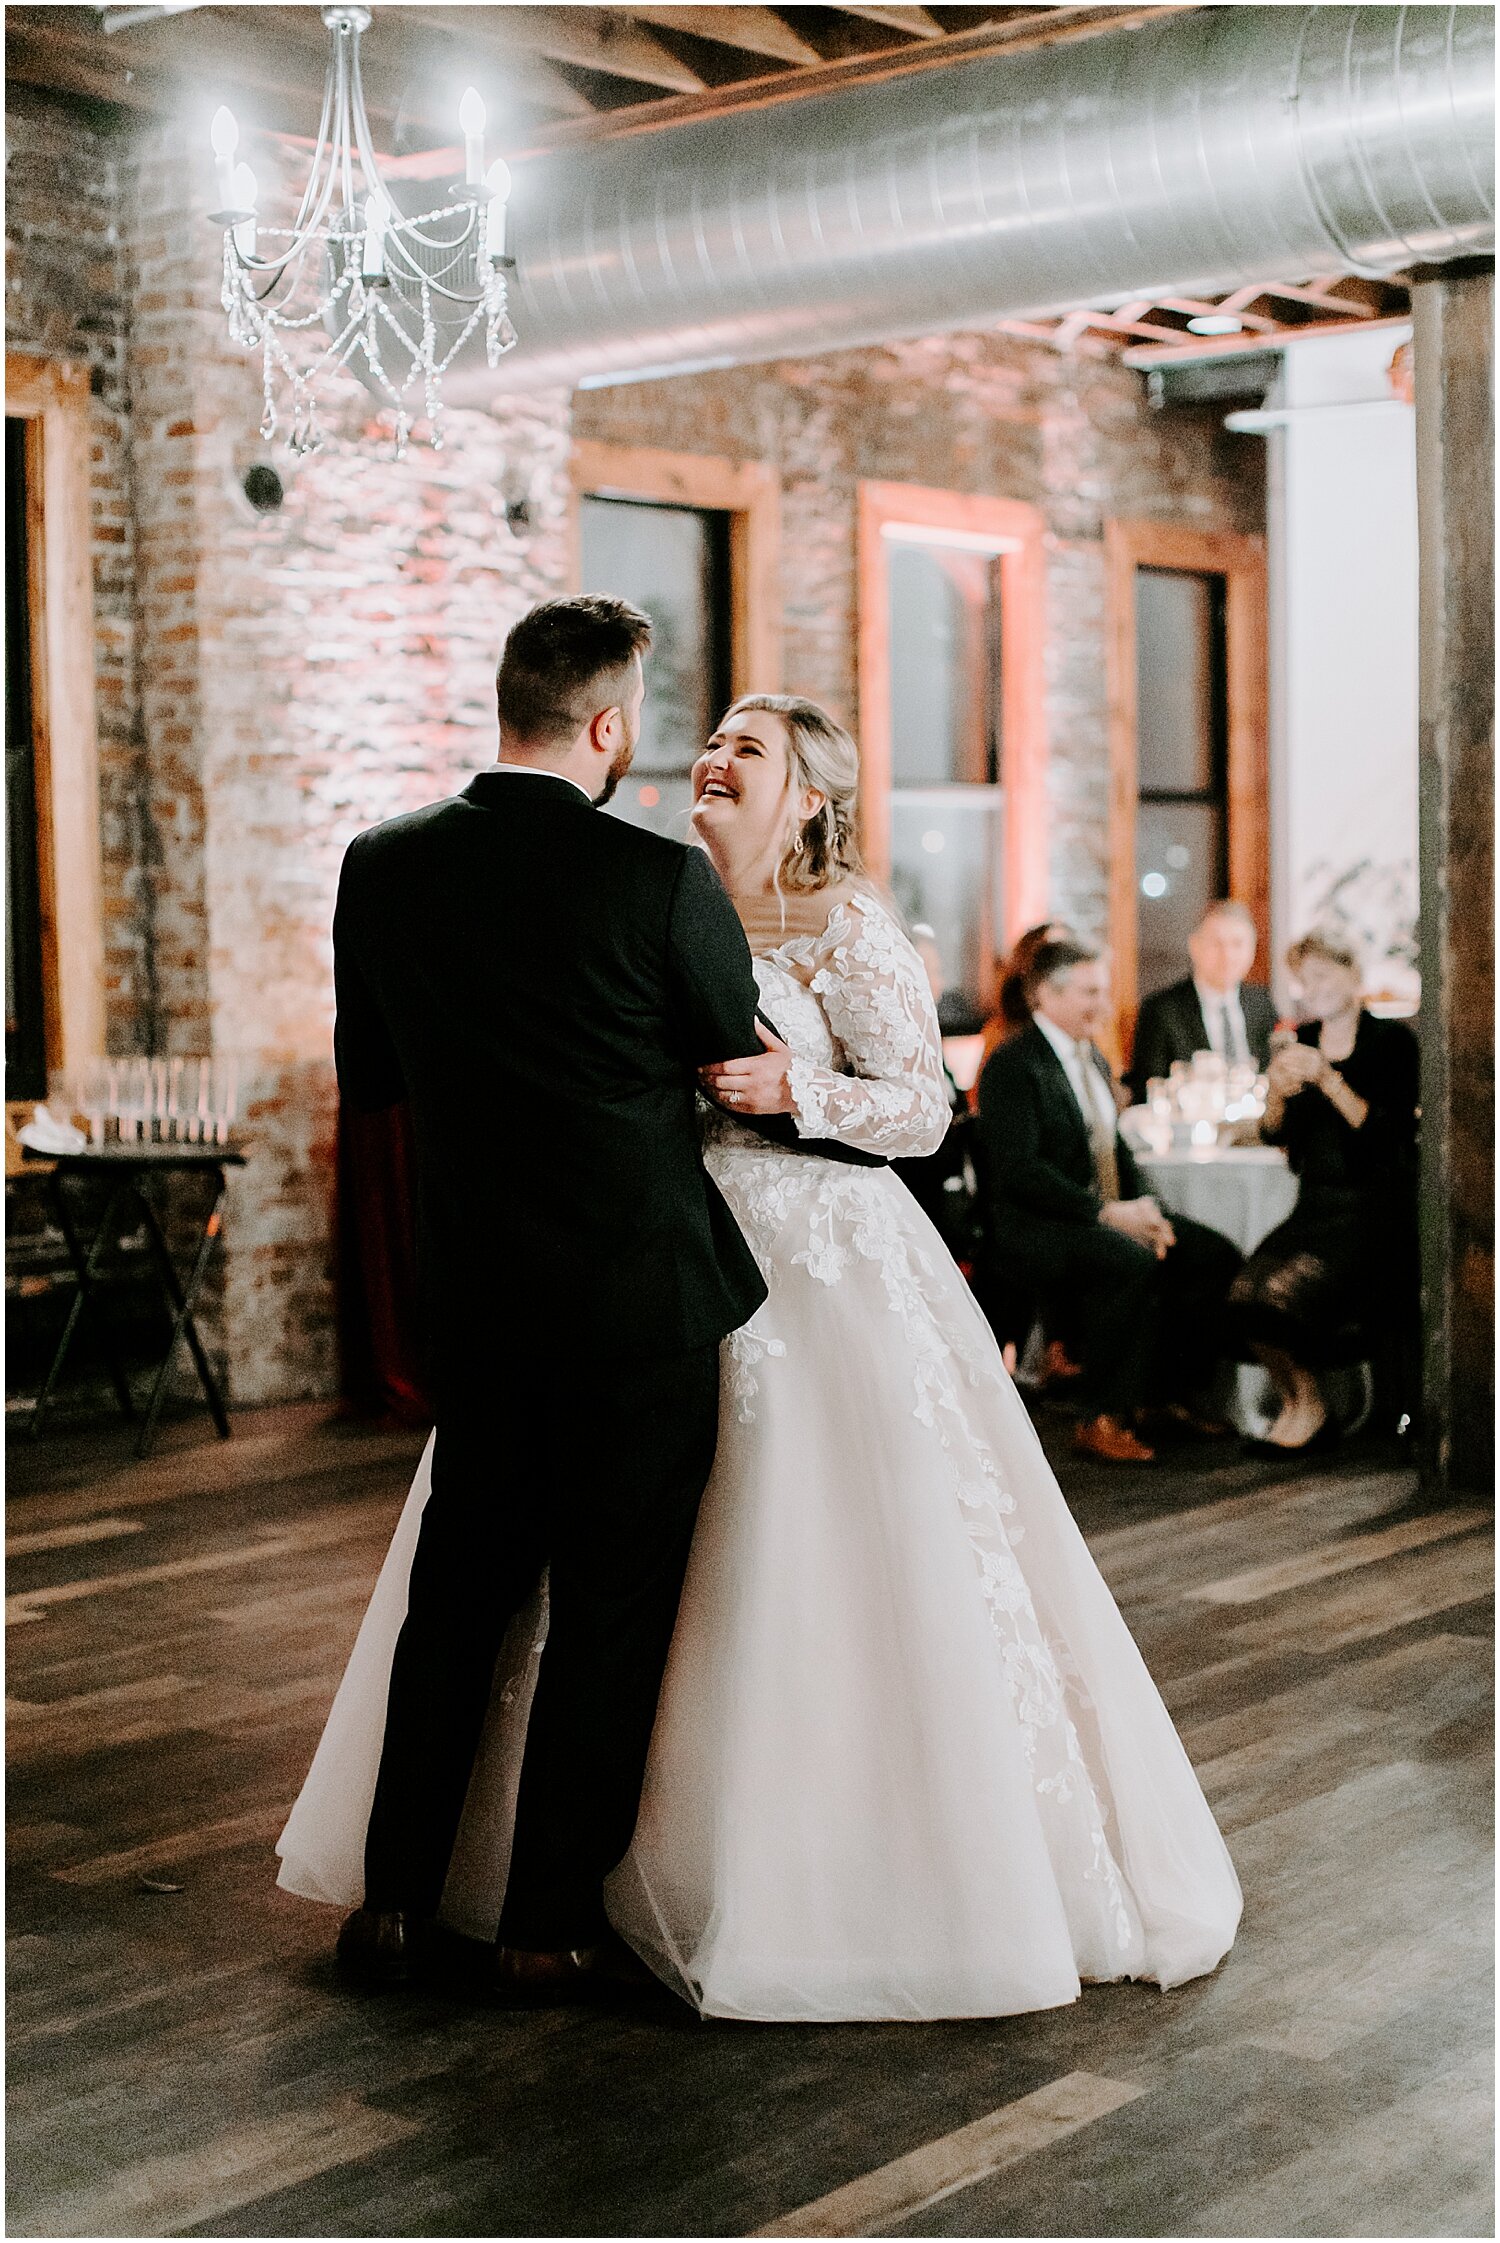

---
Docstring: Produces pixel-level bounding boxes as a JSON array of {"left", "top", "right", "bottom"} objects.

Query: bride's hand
[{"left": 699, "top": 1024, "right": 797, "bottom": 1116}]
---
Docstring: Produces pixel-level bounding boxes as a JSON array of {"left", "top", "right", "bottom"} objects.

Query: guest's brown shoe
[
  {"left": 489, "top": 1932, "right": 660, "bottom": 2009},
  {"left": 1073, "top": 1413, "right": 1156, "bottom": 1464},
  {"left": 335, "top": 1907, "right": 430, "bottom": 1990}
]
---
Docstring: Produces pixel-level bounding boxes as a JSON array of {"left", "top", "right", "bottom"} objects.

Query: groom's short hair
[{"left": 496, "top": 596, "right": 653, "bottom": 748}]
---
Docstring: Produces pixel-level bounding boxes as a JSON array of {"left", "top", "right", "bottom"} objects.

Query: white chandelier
[{"left": 208, "top": 4, "right": 516, "bottom": 457}]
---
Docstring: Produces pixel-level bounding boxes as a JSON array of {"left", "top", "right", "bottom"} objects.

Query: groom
[{"left": 333, "top": 595, "right": 846, "bottom": 2002}]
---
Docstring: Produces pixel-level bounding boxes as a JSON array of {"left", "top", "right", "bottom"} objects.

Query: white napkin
[{"left": 17, "top": 1104, "right": 89, "bottom": 1154}]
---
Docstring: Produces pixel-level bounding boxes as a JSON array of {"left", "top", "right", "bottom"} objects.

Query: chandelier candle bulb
[
  {"left": 459, "top": 86, "right": 486, "bottom": 189},
  {"left": 232, "top": 164, "right": 257, "bottom": 258},
  {"left": 483, "top": 159, "right": 511, "bottom": 262},
  {"left": 210, "top": 103, "right": 239, "bottom": 209},
  {"left": 361, "top": 193, "right": 389, "bottom": 282}
]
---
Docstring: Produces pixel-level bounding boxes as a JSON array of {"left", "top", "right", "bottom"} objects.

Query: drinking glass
[
  {"left": 209, "top": 1057, "right": 238, "bottom": 1145},
  {"left": 149, "top": 1058, "right": 170, "bottom": 1143},
  {"left": 78, "top": 1057, "right": 112, "bottom": 1146},
  {"left": 193, "top": 1057, "right": 212, "bottom": 1143},
  {"left": 118, "top": 1058, "right": 151, "bottom": 1143},
  {"left": 165, "top": 1057, "right": 179, "bottom": 1142}
]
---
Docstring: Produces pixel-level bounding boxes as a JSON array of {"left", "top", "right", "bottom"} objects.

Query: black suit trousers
[
  {"left": 363, "top": 1344, "right": 720, "bottom": 1947},
  {"left": 994, "top": 1214, "right": 1240, "bottom": 1415}
]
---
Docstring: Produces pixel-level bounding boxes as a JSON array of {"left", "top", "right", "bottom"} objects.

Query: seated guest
[
  {"left": 1127, "top": 900, "right": 1276, "bottom": 1102},
  {"left": 978, "top": 920, "right": 1074, "bottom": 1075},
  {"left": 973, "top": 919, "right": 1081, "bottom": 1373},
  {"left": 1228, "top": 932, "right": 1419, "bottom": 1449},
  {"left": 976, "top": 939, "right": 1242, "bottom": 1464}
]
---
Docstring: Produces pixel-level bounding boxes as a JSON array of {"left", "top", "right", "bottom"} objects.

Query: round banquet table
[{"left": 1131, "top": 1142, "right": 1300, "bottom": 1257}]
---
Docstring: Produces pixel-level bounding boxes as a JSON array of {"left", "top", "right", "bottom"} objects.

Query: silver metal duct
[{"left": 467, "top": 3, "right": 1493, "bottom": 395}]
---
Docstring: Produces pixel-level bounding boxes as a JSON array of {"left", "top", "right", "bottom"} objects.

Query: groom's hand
[{"left": 699, "top": 1024, "right": 797, "bottom": 1117}]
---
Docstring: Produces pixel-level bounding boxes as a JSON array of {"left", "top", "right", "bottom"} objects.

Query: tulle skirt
[{"left": 278, "top": 1150, "right": 1241, "bottom": 2021}]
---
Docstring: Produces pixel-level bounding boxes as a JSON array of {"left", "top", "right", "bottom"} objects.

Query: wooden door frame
[
  {"left": 856, "top": 479, "right": 1048, "bottom": 941},
  {"left": 5, "top": 351, "right": 106, "bottom": 1085},
  {"left": 1104, "top": 518, "right": 1269, "bottom": 1049},
  {"left": 569, "top": 440, "right": 781, "bottom": 697}
]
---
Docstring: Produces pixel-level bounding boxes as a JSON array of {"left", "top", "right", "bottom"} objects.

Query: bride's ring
[{"left": 725, "top": 1089, "right": 740, "bottom": 1103}]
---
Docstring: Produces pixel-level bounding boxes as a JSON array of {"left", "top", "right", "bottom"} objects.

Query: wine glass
[
  {"left": 78, "top": 1057, "right": 111, "bottom": 1147},
  {"left": 118, "top": 1058, "right": 151, "bottom": 1144},
  {"left": 166, "top": 1056, "right": 186, "bottom": 1143},
  {"left": 209, "top": 1057, "right": 238, "bottom": 1146}
]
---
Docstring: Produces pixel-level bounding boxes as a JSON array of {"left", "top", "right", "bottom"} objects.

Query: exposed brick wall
[
  {"left": 575, "top": 332, "right": 1264, "bottom": 939},
  {"left": 9, "top": 107, "right": 573, "bottom": 1405},
  {"left": 125, "top": 126, "right": 574, "bottom": 1402},
  {"left": 7, "top": 96, "right": 1258, "bottom": 1407}
]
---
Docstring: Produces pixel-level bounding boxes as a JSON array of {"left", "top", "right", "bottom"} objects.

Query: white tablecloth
[
  {"left": 1133, "top": 1145, "right": 1299, "bottom": 1257},
  {"left": 1131, "top": 1144, "right": 1304, "bottom": 1434}
]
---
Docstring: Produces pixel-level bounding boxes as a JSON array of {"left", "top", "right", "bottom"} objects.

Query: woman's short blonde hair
[
  {"left": 721, "top": 693, "right": 866, "bottom": 894},
  {"left": 1287, "top": 929, "right": 1363, "bottom": 980}
]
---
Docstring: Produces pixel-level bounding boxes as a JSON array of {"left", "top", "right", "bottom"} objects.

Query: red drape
[{"left": 336, "top": 1098, "right": 432, "bottom": 1426}]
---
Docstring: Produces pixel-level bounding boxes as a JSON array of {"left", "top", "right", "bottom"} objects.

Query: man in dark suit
[
  {"left": 331, "top": 596, "right": 872, "bottom": 2003},
  {"left": 976, "top": 939, "right": 1242, "bottom": 1464},
  {"left": 1127, "top": 900, "right": 1276, "bottom": 1103}
]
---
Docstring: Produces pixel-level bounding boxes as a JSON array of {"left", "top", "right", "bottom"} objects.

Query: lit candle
[
  {"left": 483, "top": 157, "right": 511, "bottom": 262},
  {"left": 232, "top": 163, "right": 257, "bottom": 258},
  {"left": 210, "top": 104, "right": 239, "bottom": 210},
  {"left": 459, "top": 86, "right": 486, "bottom": 189},
  {"left": 361, "top": 191, "right": 389, "bottom": 281}
]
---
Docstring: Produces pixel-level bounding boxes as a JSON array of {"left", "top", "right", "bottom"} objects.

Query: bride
[{"left": 279, "top": 693, "right": 1240, "bottom": 2022}]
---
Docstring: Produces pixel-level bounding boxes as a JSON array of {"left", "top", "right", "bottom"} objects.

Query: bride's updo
[{"left": 724, "top": 693, "right": 865, "bottom": 895}]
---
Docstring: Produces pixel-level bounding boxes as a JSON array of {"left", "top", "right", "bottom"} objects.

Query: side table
[{"left": 23, "top": 1141, "right": 247, "bottom": 1457}]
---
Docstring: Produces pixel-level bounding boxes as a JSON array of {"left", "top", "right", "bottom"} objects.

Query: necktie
[
  {"left": 1218, "top": 1002, "right": 1239, "bottom": 1063},
  {"left": 1078, "top": 1050, "right": 1120, "bottom": 1201}
]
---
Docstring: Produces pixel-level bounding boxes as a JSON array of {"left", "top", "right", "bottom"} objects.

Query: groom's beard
[{"left": 593, "top": 715, "right": 638, "bottom": 807}]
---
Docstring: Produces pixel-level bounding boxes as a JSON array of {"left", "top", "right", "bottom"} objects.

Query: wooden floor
[{"left": 6, "top": 1403, "right": 1493, "bottom": 2239}]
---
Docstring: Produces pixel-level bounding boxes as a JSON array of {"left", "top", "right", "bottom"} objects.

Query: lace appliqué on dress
[{"left": 709, "top": 898, "right": 1141, "bottom": 1963}]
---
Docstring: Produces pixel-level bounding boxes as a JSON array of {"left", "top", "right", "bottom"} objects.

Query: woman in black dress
[{"left": 1230, "top": 932, "right": 1419, "bottom": 1450}]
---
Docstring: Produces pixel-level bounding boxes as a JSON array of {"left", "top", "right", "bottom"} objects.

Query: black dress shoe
[
  {"left": 488, "top": 1931, "right": 661, "bottom": 2009},
  {"left": 335, "top": 1906, "right": 429, "bottom": 1990}
]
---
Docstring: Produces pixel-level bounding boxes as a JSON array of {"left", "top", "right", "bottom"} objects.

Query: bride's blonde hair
[{"left": 723, "top": 693, "right": 865, "bottom": 895}]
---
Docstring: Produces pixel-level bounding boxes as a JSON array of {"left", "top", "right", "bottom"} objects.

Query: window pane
[
  {"left": 579, "top": 494, "right": 731, "bottom": 838},
  {"left": 1136, "top": 799, "right": 1226, "bottom": 1000},
  {"left": 889, "top": 792, "right": 1003, "bottom": 1034},
  {"left": 1135, "top": 568, "right": 1221, "bottom": 794},
  {"left": 887, "top": 541, "right": 1000, "bottom": 788}
]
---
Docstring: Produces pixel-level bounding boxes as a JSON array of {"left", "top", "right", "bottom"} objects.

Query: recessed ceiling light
[{"left": 1186, "top": 313, "right": 1245, "bottom": 336}]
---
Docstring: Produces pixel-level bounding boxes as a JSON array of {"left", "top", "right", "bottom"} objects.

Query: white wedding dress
[{"left": 278, "top": 892, "right": 1241, "bottom": 2021}]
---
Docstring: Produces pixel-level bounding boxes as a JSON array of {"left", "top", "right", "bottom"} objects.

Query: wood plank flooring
[{"left": 6, "top": 1405, "right": 1493, "bottom": 2239}]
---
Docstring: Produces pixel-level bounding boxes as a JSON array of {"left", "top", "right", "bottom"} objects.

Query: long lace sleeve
[{"left": 786, "top": 894, "right": 951, "bottom": 1157}]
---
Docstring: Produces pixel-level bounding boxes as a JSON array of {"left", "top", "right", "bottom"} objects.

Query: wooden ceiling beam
[
  {"left": 1222, "top": 278, "right": 1376, "bottom": 318},
  {"left": 503, "top": 4, "right": 1190, "bottom": 156},
  {"left": 414, "top": 6, "right": 708, "bottom": 94},
  {"left": 3, "top": 6, "right": 589, "bottom": 141},
  {"left": 206, "top": 5, "right": 596, "bottom": 122},
  {"left": 622, "top": 7, "right": 825, "bottom": 66},
  {"left": 831, "top": 4, "right": 945, "bottom": 37}
]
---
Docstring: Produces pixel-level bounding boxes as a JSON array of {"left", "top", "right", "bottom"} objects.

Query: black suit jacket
[
  {"left": 334, "top": 770, "right": 779, "bottom": 1374},
  {"left": 1127, "top": 977, "right": 1276, "bottom": 1102},
  {"left": 975, "top": 1023, "right": 1144, "bottom": 1249}
]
